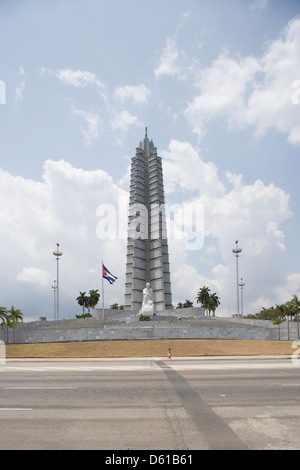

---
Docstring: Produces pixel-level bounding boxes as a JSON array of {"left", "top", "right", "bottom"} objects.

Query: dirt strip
[{"left": 5, "top": 338, "right": 295, "bottom": 358}]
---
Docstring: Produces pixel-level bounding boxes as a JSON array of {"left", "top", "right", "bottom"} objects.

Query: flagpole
[
  {"left": 102, "top": 260, "right": 104, "bottom": 319},
  {"left": 53, "top": 243, "right": 63, "bottom": 321},
  {"left": 102, "top": 262, "right": 117, "bottom": 320}
]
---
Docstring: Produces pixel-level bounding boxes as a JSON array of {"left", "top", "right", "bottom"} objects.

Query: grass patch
[{"left": 5, "top": 338, "right": 294, "bottom": 358}]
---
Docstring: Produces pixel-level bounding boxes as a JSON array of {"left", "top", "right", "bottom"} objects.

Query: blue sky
[{"left": 0, "top": 0, "right": 300, "bottom": 320}]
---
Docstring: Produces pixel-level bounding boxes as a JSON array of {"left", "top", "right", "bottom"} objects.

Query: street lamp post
[
  {"left": 239, "top": 277, "right": 245, "bottom": 317},
  {"left": 51, "top": 280, "right": 57, "bottom": 321},
  {"left": 53, "top": 243, "right": 63, "bottom": 321},
  {"left": 232, "top": 240, "right": 242, "bottom": 318}
]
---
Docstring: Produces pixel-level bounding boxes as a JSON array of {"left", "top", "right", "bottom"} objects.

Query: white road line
[
  {"left": 1, "top": 367, "right": 45, "bottom": 371},
  {"left": 280, "top": 383, "right": 300, "bottom": 386},
  {"left": 4, "top": 386, "right": 78, "bottom": 390},
  {"left": 0, "top": 408, "right": 32, "bottom": 411},
  {"left": 0, "top": 360, "right": 298, "bottom": 373},
  {"left": 168, "top": 362, "right": 299, "bottom": 370}
]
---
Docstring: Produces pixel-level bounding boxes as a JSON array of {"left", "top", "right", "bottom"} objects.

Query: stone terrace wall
[{"left": 0, "top": 314, "right": 293, "bottom": 344}]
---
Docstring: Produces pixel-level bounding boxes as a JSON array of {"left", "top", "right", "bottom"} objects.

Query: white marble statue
[{"left": 139, "top": 282, "right": 156, "bottom": 315}]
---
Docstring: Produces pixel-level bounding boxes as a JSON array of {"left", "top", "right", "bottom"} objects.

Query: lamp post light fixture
[
  {"left": 51, "top": 280, "right": 57, "bottom": 321},
  {"left": 53, "top": 243, "right": 63, "bottom": 321},
  {"left": 239, "top": 277, "right": 245, "bottom": 317},
  {"left": 232, "top": 240, "right": 242, "bottom": 318}
]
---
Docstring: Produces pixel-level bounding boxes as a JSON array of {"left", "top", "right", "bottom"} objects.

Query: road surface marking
[
  {"left": 0, "top": 408, "right": 32, "bottom": 411},
  {"left": 4, "top": 386, "right": 78, "bottom": 390}
]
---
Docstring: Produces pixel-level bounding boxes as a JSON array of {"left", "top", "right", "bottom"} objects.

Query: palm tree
[
  {"left": 0, "top": 307, "right": 8, "bottom": 344},
  {"left": 196, "top": 286, "right": 211, "bottom": 315},
  {"left": 291, "top": 294, "right": 300, "bottom": 306},
  {"left": 0, "top": 307, "right": 8, "bottom": 324},
  {"left": 88, "top": 289, "right": 100, "bottom": 311},
  {"left": 183, "top": 299, "right": 193, "bottom": 308},
  {"left": 276, "top": 303, "right": 289, "bottom": 339},
  {"left": 3, "top": 307, "right": 23, "bottom": 343},
  {"left": 76, "top": 291, "right": 88, "bottom": 315},
  {"left": 196, "top": 286, "right": 211, "bottom": 305},
  {"left": 286, "top": 295, "right": 300, "bottom": 315},
  {"left": 8, "top": 306, "right": 23, "bottom": 324},
  {"left": 205, "top": 296, "right": 214, "bottom": 317},
  {"left": 209, "top": 293, "right": 221, "bottom": 317},
  {"left": 286, "top": 295, "right": 300, "bottom": 339}
]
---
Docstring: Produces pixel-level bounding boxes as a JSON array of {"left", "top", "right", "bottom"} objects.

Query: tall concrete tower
[{"left": 124, "top": 129, "right": 172, "bottom": 312}]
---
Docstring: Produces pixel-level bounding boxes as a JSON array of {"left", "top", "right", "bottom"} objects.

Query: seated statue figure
[{"left": 139, "top": 282, "right": 156, "bottom": 315}]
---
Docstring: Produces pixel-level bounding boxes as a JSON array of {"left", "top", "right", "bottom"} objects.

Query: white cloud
[
  {"left": 248, "top": 17, "right": 300, "bottom": 145},
  {"left": 70, "top": 104, "right": 101, "bottom": 146},
  {"left": 154, "top": 8, "right": 197, "bottom": 80},
  {"left": 185, "top": 49, "right": 260, "bottom": 137},
  {"left": 154, "top": 36, "right": 185, "bottom": 79},
  {"left": 203, "top": 172, "right": 292, "bottom": 315},
  {"left": 276, "top": 273, "right": 300, "bottom": 304},
  {"left": 250, "top": 0, "right": 272, "bottom": 11},
  {"left": 110, "top": 110, "right": 143, "bottom": 136},
  {"left": 163, "top": 139, "right": 225, "bottom": 197},
  {"left": 40, "top": 67, "right": 105, "bottom": 90},
  {"left": 17, "top": 267, "right": 52, "bottom": 286},
  {"left": 163, "top": 140, "right": 294, "bottom": 315},
  {"left": 14, "top": 65, "right": 26, "bottom": 107},
  {"left": 0, "top": 161, "right": 127, "bottom": 319},
  {"left": 39, "top": 67, "right": 147, "bottom": 143},
  {"left": 185, "top": 17, "right": 300, "bottom": 146},
  {"left": 114, "top": 84, "right": 150, "bottom": 104},
  {"left": 181, "top": 10, "right": 192, "bottom": 20}
]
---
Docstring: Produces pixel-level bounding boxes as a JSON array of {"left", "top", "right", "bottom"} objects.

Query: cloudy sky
[{"left": 0, "top": 0, "right": 300, "bottom": 321}]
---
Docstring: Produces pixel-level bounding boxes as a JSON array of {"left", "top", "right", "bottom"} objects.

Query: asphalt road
[{"left": 0, "top": 357, "right": 299, "bottom": 450}]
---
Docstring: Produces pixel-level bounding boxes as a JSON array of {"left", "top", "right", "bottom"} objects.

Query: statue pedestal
[{"left": 139, "top": 304, "right": 156, "bottom": 316}]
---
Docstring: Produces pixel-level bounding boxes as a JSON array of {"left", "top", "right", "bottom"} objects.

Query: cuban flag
[{"left": 102, "top": 263, "right": 118, "bottom": 284}]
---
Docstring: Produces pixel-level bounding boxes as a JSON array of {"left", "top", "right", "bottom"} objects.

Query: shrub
[
  {"left": 76, "top": 313, "right": 92, "bottom": 319},
  {"left": 139, "top": 315, "right": 150, "bottom": 322}
]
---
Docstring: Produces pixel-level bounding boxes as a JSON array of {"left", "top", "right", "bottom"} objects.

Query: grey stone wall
[{"left": 0, "top": 314, "right": 297, "bottom": 344}]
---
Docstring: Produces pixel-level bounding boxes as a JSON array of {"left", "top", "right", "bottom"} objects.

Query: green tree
[
  {"left": 245, "top": 306, "right": 283, "bottom": 321},
  {"left": 196, "top": 286, "right": 211, "bottom": 315},
  {"left": 286, "top": 295, "right": 300, "bottom": 317},
  {"left": 196, "top": 286, "right": 211, "bottom": 307},
  {"left": 76, "top": 291, "right": 88, "bottom": 315},
  {"left": 0, "top": 307, "right": 8, "bottom": 324},
  {"left": 87, "top": 289, "right": 100, "bottom": 311},
  {"left": 8, "top": 306, "right": 23, "bottom": 325},
  {"left": 76, "top": 290, "right": 100, "bottom": 317},
  {"left": 246, "top": 295, "right": 300, "bottom": 324},
  {"left": 276, "top": 303, "right": 290, "bottom": 339},
  {"left": 287, "top": 295, "right": 300, "bottom": 339},
  {"left": 209, "top": 293, "right": 221, "bottom": 317},
  {"left": 110, "top": 303, "right": 119, "bottom": 309},
  {"left": 196, "top": 287, "right": 220, "bottom": 316},
  {"left": 176, "top": 302, "right": 183, "bottom": 309},
  {"left": 1, "top": 306, "right": 23, "bottom": 343}
]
